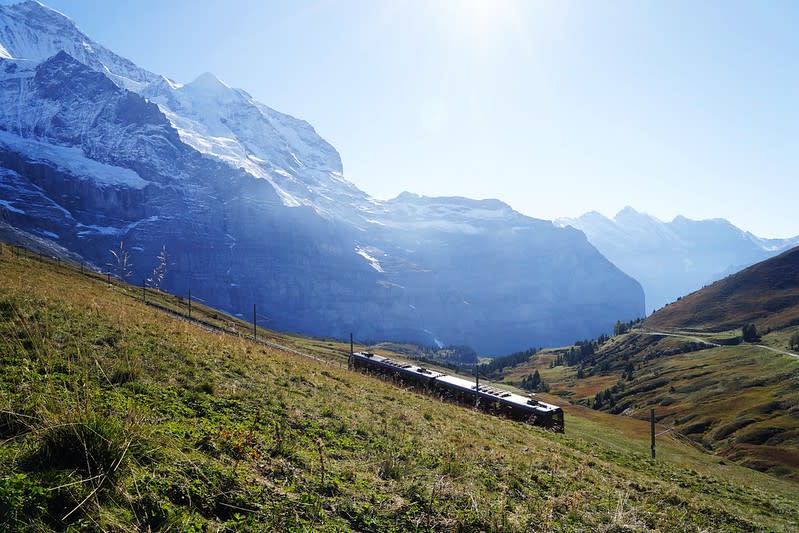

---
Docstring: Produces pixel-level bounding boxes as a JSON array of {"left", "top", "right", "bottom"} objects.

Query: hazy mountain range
[
  {"left": 0, "top": 1, "right": 644, "bottom": 354},
  {"left": 646, "top": 244, "right": 799, "bottom": 333},
  {"left": 557, "top": 207, "right": 799, "bottom": 312}
]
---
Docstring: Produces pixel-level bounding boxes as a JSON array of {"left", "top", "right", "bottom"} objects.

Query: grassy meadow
[{"left": 1, "top": 243, "right": 798, "bottom": 531}]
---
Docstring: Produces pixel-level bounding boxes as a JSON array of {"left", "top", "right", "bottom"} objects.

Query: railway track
[{"left": 143, "top": 299, "right": 336, "bottom": 366}]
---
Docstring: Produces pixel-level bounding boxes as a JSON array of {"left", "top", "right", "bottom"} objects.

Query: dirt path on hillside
[
  {"left": 753, "top": 343, "right": 799, "bottom": 360},
  {"left": 638, "top": 328, "right": 799, "bottom": 360},
  {"left": 636, "top": 329, "right": 720, "bottom": 347}
]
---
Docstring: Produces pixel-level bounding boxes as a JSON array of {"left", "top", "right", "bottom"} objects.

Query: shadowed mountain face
[
  {"left": 558, "top": 208, "right": 799, "bottom": 313},
  {"left": 0, "top": 1, "right": 644, "bottom": 354},
  {"left": 646, "top": 246, "right": 799, "bottom": 332}
]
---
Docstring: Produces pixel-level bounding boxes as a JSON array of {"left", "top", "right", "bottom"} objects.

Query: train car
[{"left": 351, "top": 351, "right": 564, "bottom": 431}]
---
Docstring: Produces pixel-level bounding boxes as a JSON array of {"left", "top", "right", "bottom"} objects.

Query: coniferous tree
[
  {"left": 790, "top": 331, "right": 799, "bottom": 351},
  {"left": 742, "top": 323, "right": 759, "bottom": 342}
]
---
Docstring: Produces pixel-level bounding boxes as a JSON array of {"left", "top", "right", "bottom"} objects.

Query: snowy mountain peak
[
  {"left": 377, "top": 193, "right": 533, "bottom": 234},
  {"left": 4, "top": 1, "right": 72, "bottom": 30},
  {"left": 581, "top": 210, "right": 612, "bottom": 223},
  {"left": 0, "top": 0, "right": 156, "bottom": 89},
  {"left": 2, "top": 1, "right": 566, "bottom": 231},
  {"left": 0, "top": 0, "right": 350, "bottom": 211},
  {"left": 614, "top": 205, "right": 659, "bottom": 222},
  {"left": 186, "top": 71, "right": 230, "bottom": 93},
  {"left": 390, "top": 192, "right": 511, "bottom": 211},
  {"left": 393, "top": 191, "right": 419, "bottom": 200}
]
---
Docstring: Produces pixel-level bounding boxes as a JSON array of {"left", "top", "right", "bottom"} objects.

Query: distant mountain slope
[
  {"left": 557, "top": 207, "right": 799, "bottom": 312},
  {"left": 646, "top": 246, "right": 799, "bottom": 332},
  {"left": 0, "top": 1, "right": 644, "bottom": 354},
  {"left": 0, "top": 220, "right": 84, "bottom": 262}
]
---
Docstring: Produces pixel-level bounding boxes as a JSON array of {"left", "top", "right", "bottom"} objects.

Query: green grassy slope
[{"left": 1, "top": 243, "right": 798, "bottom": 531}]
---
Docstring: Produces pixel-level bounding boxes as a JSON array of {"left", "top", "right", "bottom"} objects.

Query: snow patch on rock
[
  {"left": 0, "top": 129, "right": 149, "bottom": 189},
  {"left": 355, "top": 246, "right": 384, "bottom": 273},
  {"left": 0, "top": 198, "right": 25, "bottom": 214}
]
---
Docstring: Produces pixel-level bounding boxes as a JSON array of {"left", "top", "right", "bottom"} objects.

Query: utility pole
[
  {"left": 475, "top": 364, "right": 480, "bottom": 407},
  {"left": 349, "top": 332, "right": 354, "bottom": 370},
  {"left": 188, "top": 288, "right": 192, "bottom": 319},
  {"left": 107, "top": 272, "right": 111, "bottom": 285},
  {"left": 142, "top": 278, "right": 146, "bottom": 302},
  {"left": 650, "top": 408, "right": 656, "bottom": 459},
  {"left": 253, "top": 304, "right": 257, "bottom": 341}
]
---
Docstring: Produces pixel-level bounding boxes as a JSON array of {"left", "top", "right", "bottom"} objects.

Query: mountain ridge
[
  {"left": 646, "top": 245, "right": 799, "bottom": 333},
  {"left": 557, "top": 207, "right": 799, "bottom": 312}
]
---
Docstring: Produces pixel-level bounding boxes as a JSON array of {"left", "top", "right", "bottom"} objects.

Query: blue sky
[{"left": 6, "top": 0, "right": 799, "bottom": 237}]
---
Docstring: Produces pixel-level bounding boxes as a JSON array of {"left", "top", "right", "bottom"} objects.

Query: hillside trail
[
  {"left": 638, "top": 328, "right": 799, "bottom": 360},
  {"left": 753, "top": 343, "right": 799, "bottom": 361},
  {"left": 636, "top": 329, "right": 720, "bottom": 347}
]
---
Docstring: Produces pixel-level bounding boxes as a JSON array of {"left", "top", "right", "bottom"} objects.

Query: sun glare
[{"left": 432, "top": 0, "right": 525, "bottom": 44}]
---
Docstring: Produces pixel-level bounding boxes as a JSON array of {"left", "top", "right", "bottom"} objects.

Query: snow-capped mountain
[
  {"left": 0, "top": 1, "right": 644, "bottom": 354},
  {"left": 0, "top": 1, "right": 363, "bottom": 216},
  {"left": 557, "top": 207, "right": 799, "bottom": 312},
  {"left": 0, "top": 0, "right": 156, "bottom": 90}
]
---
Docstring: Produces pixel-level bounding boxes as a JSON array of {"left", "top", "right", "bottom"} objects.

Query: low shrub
[
  {"left": 109, "top": 362, "right": 141, "bottom": 384},
  {"left": 31, "top": 412, "right": 137, "bottom": 482}
]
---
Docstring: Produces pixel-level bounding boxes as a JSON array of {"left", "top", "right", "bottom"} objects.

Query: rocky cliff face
[{"left": 0, "top": 1, "right": 644, "bottom": 354}]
